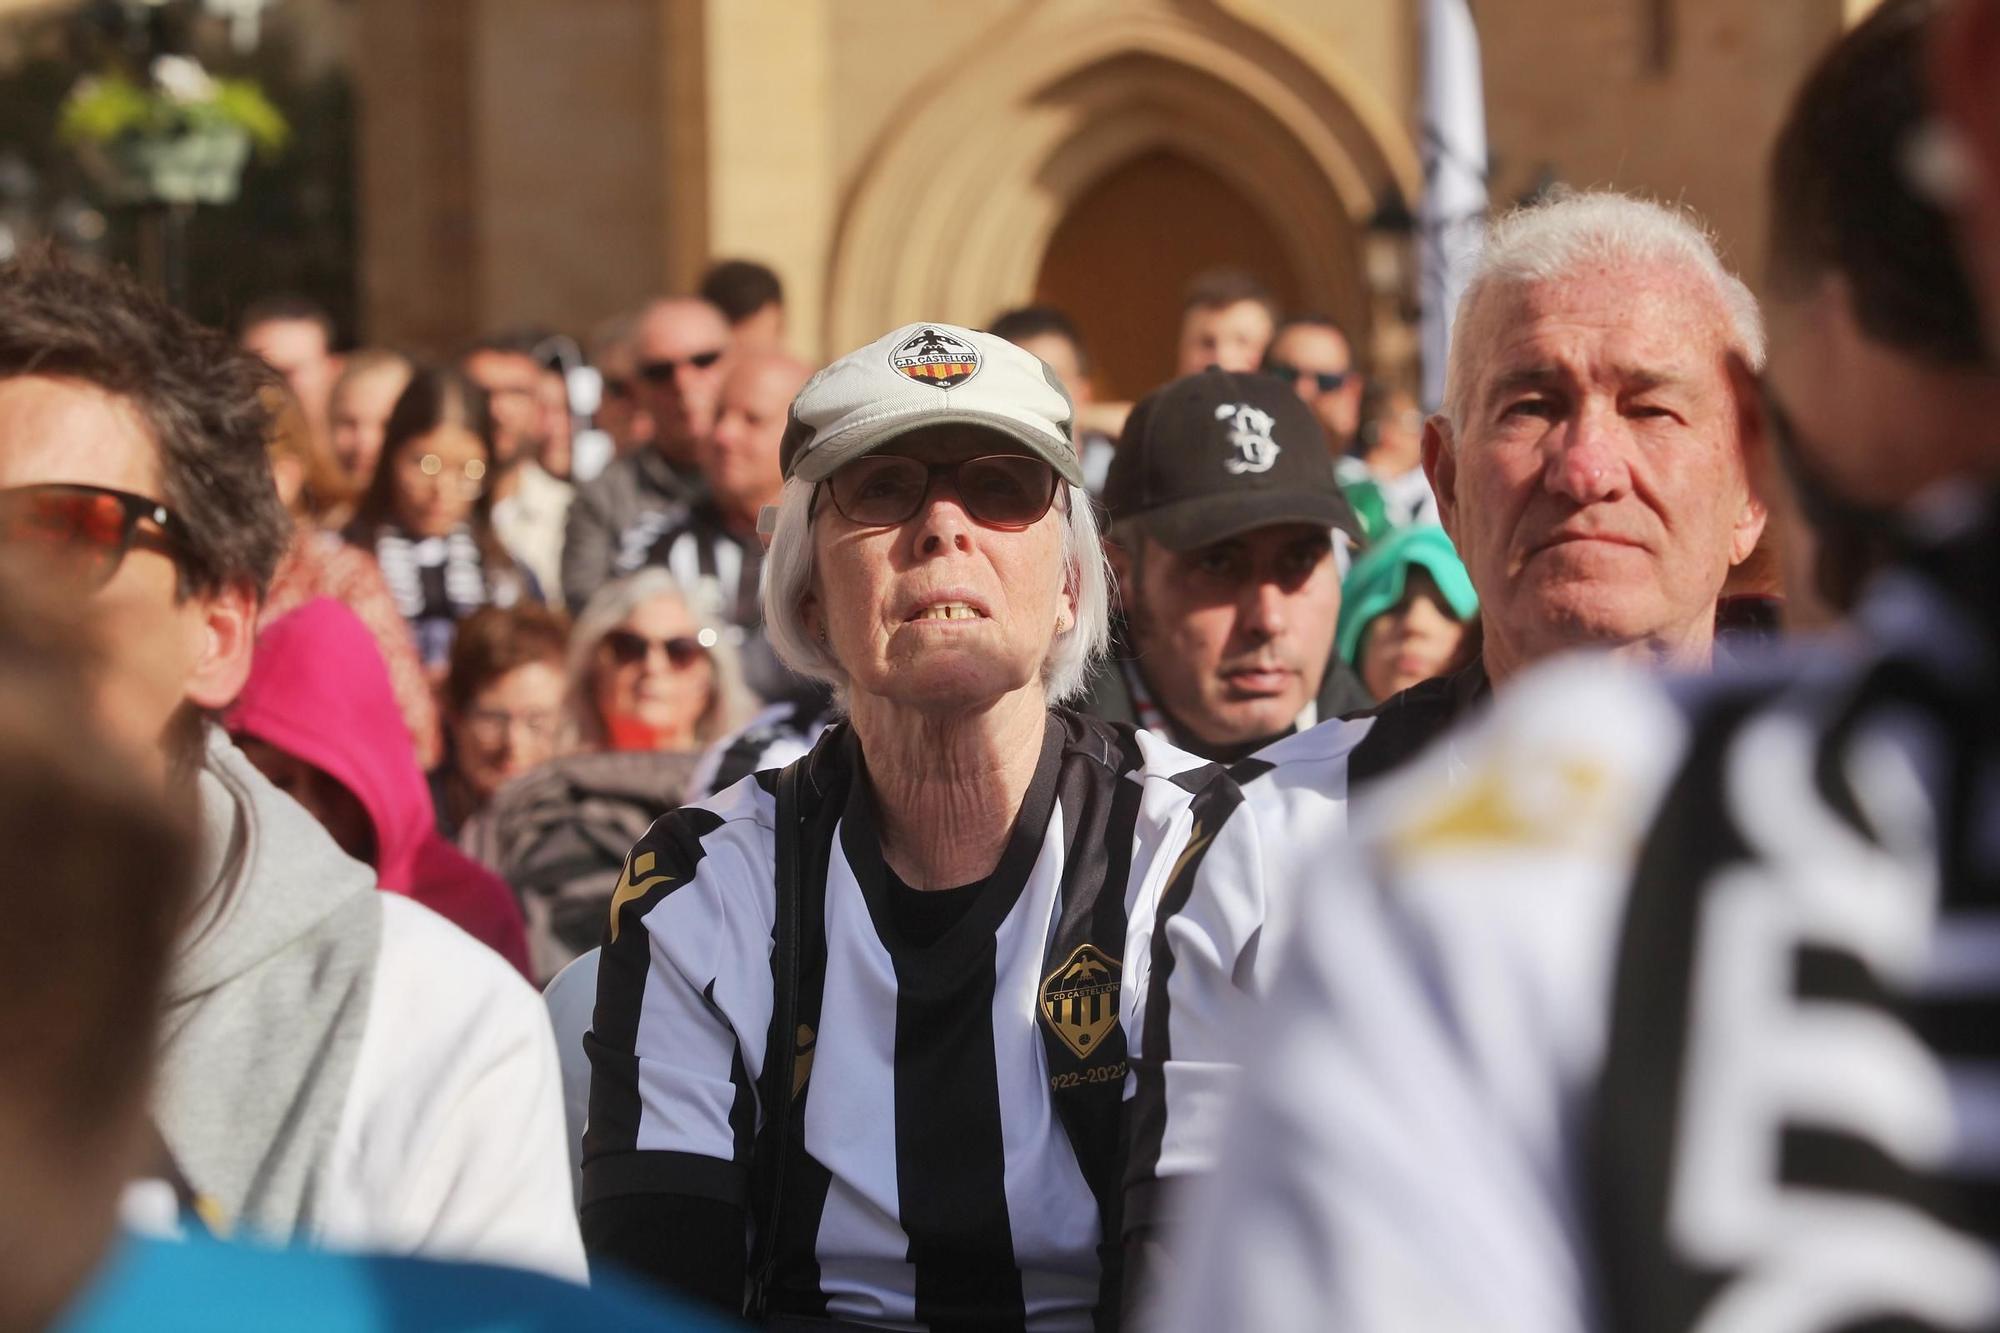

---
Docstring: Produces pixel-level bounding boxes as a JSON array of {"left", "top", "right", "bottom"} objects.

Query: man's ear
[
  {"left": 1102, "top": 533, "right": 1133, "bottom": 604},
  {"left": 1723, "top": 351, "right": 1772, "bottom": 567},
  {"left": 1421, "top": 416, "right": 1459, "bottom": 542},
  {"left": 183, "top": 581, "right": 259, "bottom": 711}
]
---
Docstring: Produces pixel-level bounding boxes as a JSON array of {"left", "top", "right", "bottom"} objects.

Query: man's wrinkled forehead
[{"left": 1468, "top": 265, "right": 1736, "bottom": 402}]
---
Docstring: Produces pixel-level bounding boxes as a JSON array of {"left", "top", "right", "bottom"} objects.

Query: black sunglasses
[
  {"left": 1266, "top": 361, "right": 1350, "bottom": 394},
  {"left": 816, "top": 454, "right": 1061, "bottom": 529},
  {"left": 636, "top": 350, "right": 725, "bottom": 385},
  {"left": 601, "top": 628, "right": 712, "bottom": 670},
  {"left": 0, "top": 483, "right": 184, "bottom": 589}
]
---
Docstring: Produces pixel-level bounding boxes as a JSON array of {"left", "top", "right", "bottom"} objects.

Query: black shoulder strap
[
  {"left": 747, "top": 756, "right": 805, "bottom": 1321},
  {"left": 1039, "top": 723, "right": 1146, "bottom": 1330}
]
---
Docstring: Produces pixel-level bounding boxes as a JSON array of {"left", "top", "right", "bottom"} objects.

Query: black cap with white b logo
[{"left": 1103, "top": 370, "right": 1363, "bottom": 551}]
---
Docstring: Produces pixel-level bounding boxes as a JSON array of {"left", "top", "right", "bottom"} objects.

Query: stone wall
[{"left": 352, "top": 0, "right": 1868, "bottom": 369}]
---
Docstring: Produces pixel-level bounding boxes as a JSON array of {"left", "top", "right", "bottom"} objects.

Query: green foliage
[{"left": 58, "top": 70, "right": 289, "bottom": 157}]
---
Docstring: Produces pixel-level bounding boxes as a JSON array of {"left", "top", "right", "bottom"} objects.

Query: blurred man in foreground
[
  {"left": 0, "top": 575, "right": 713, "bottom": 1331},
  {"left": 1160, "top": 4, "right": 2000, "bottom": 1328},
  {"left": 1123, "top": 188, "right": 1769, "bottom": 1308},
  {"left": 563, "top": 297, "right": 731, "bottom": 608},
  {"left": 0, "top": 255, "right": 582, "bottom": 1278}
]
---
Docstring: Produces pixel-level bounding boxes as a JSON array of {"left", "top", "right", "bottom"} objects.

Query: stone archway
[
  {"left": 823, "top": 2, "right": 1420, "bottom": 373},
  {"left": 1037, "top": 148, "right": 1304, "bottom": 401}
]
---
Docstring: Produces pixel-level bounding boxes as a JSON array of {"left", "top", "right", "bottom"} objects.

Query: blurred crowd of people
[
  {"left": 209, "top": 202, "right": 1487, "bottom": 987},
  {"left": 10, "top": 0, "right": 2000, "bottom": 1327}
]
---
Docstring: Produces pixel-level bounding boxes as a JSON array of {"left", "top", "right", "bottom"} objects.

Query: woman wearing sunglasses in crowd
[
  {"left": 565, "top": 566, "right": 756, "bottom": 754},
  {"left": 344, "top": 365, "right": 540, "bottom": 674},
  {"left": 580, "top": 325, "right": 1259, "bottom": 1329}
]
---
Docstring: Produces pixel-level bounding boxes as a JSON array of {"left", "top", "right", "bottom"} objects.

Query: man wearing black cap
[{"left": 1087, "top": 370, "right": 1370, "bottom": 762}]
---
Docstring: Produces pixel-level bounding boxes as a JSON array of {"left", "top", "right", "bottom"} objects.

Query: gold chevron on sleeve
[{"left": 607, "top": 849, "right": 675, "bottom": 943}]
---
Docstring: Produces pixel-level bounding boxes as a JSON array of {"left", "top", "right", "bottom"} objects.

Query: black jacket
[{"left": 1077, "top": 617, "right": 1376, "bottom": 760}]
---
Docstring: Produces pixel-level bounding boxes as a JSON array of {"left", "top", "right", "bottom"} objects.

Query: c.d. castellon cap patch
[{"left": 889, "top": 325, "right": 982, "bottom": 389}]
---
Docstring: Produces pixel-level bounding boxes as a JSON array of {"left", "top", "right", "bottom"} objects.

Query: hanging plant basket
[
  {"left": 59, "top": 59, "right": 288, "bottom": 210},
  {"left": 78, "top": 124, "right": 253, "bottom": 206}
]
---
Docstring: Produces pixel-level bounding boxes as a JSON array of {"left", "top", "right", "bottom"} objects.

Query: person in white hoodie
[{"left": 0, "top": 253, "right": 584, "bottom": 1281}]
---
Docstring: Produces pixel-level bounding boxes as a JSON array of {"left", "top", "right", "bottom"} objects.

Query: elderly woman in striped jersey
[{"left": 581, "top": 322, "right": 1251, "bottom": 1329}]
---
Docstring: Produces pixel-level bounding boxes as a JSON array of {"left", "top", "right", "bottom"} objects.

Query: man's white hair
[
  {"left": 1442, "top": 190, "right": 1765, "bottom": 435},
  {"left": 761, "top": 476, "right": 1112, "bottom": 712}
]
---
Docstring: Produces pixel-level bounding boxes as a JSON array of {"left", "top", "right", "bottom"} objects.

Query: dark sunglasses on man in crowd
[
  {"left": 636, "top": 350, "right": 725, "bottom": 385},
  {"left": 817, "top": 454, "right": 1061, "bottom": 530},
  {"left": 1264, "top": 361, "right": 1351, "bottom": 395},
  {"left": 601, "top": 628, "right": 714, "bottom": 671},
  {"left": 0, "top": 483, "right": 184, "bottom": 590}
]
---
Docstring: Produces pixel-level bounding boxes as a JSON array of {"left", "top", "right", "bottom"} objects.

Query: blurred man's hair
[
  {"left": 460, "top": 327, "right": 556, "bottom": 366},
  {"left": 989, "top": 305, "right": 1091, "bottom": 374},
  {"left": 237, "top": 292, "right": 336, "bottom": 345},
  {"left": 699, "top": 259, "right": 784, "bottom": 324},
  {"left": 0, "top": 255, "right": 291, "bottom": 599},
  {"left": 1181, "top": 267, "right": 1278, "bottom": 320},
  {"left": 1269, "top": 312, "right": 1351, "bottom": 347},
  {"left": 1768, "top": 0, "right": 1985, "bottom": 366},
  {"left": 331, "top": 347, "right": 413, "bottom": 395},
  {"left": 444, "top": 603, "right": 572, "bottom": 717},
  {"left": 0, "top": 564, "right": 194, "bottom": 1323}
]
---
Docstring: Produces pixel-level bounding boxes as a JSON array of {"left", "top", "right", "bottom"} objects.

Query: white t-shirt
[{"left": 315, "top": 895, "right": 586, "bottom": 1282}]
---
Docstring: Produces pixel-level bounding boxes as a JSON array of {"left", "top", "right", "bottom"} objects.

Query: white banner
[{"left": 1419, "top": 0, "right": 1490, "bottom": 413}]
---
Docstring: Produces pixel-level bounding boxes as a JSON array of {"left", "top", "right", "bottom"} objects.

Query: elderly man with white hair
[
  {"left": 1119, "top": 188, "right": 1768, "bottom": 1305},
  {"left": 1155, "top": 1, "right": 2000, "bottom": 1329},
  {"left": 579, "top": 322, "right": 1258, "bottom": 1330}
]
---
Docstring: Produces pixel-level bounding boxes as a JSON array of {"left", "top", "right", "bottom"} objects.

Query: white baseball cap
[{"left": 778, "top": 322, "right": 1082, "bottom": 486}]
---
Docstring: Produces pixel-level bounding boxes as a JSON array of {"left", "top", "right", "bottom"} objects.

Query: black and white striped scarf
[{"left": 374, "top": 526, "right": 491, "bottom": 622}]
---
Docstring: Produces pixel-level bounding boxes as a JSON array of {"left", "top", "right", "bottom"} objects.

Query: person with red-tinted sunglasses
[{"left": 0, "top": 255, "right": 582, "bottom": 1281}]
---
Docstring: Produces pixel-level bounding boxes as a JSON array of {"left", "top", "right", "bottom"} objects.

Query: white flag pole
[{"left": 1418, "top": 0, "right": 1490, "bottom": 414}]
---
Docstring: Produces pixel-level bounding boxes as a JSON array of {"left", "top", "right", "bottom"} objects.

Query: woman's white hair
[
  {"left": 1442, "top": 189, "right": 1766, "bottom": 435},
  {"left": 564, "top": 566, "right": 760, "bottom": 748},
  {"left": 761, "top": 475, "right": 1112, "bottom": 712}
]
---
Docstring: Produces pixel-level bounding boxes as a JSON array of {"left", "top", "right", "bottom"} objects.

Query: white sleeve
[
  {"left": 1125, "top": 774, "right": 1275, "bottom": 1205},
  {"left": 1154, "top": 851, "right": 1618, "bottom": 1333},
  {"left": 316, "top": 894, "right": 587, "bottom": 1283},
  {"left": 541, "top": 949, "right": 602, "bottom": 1209},
  {"left": 1125, "top": 727, "right": 1364, "bottom": 1212},
  {"left": 1153, "top": 659, "right": 1687, "bottom": 1333}
]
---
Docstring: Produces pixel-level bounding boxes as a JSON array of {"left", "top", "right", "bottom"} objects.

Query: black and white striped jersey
[
  {"left": 614, "top": 500, "right": 759, "bottom": 628},
  {"left": 1159, "top": 511, "right": 2000, "bottom": 1333},
  {"left": 583, "top": 709, "right": 1238, "bottom": 1330},
  {"left": 686, "top": 694, "right": 836, "bottom": 803},
  {"left": 1123, "top": 663, "right": 1488, "bottom": 1235}
]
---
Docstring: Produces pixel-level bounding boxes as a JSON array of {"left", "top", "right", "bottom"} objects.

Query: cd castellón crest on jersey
[
  {"left": 1040, "top": 943, "right": 1122, "bottom": 1060},
  {"left": 889, "top": 326, "right": 982, "bottom": 389}
]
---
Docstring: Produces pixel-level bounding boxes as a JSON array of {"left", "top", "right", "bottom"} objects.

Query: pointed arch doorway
[{"left": 1035, "top": 149, "right": 1303, "bottom": 403}]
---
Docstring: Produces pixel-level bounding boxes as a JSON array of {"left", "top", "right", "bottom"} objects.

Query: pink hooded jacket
[{"left": 227, "top": 598, "right": 532, "bottom": 979}]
